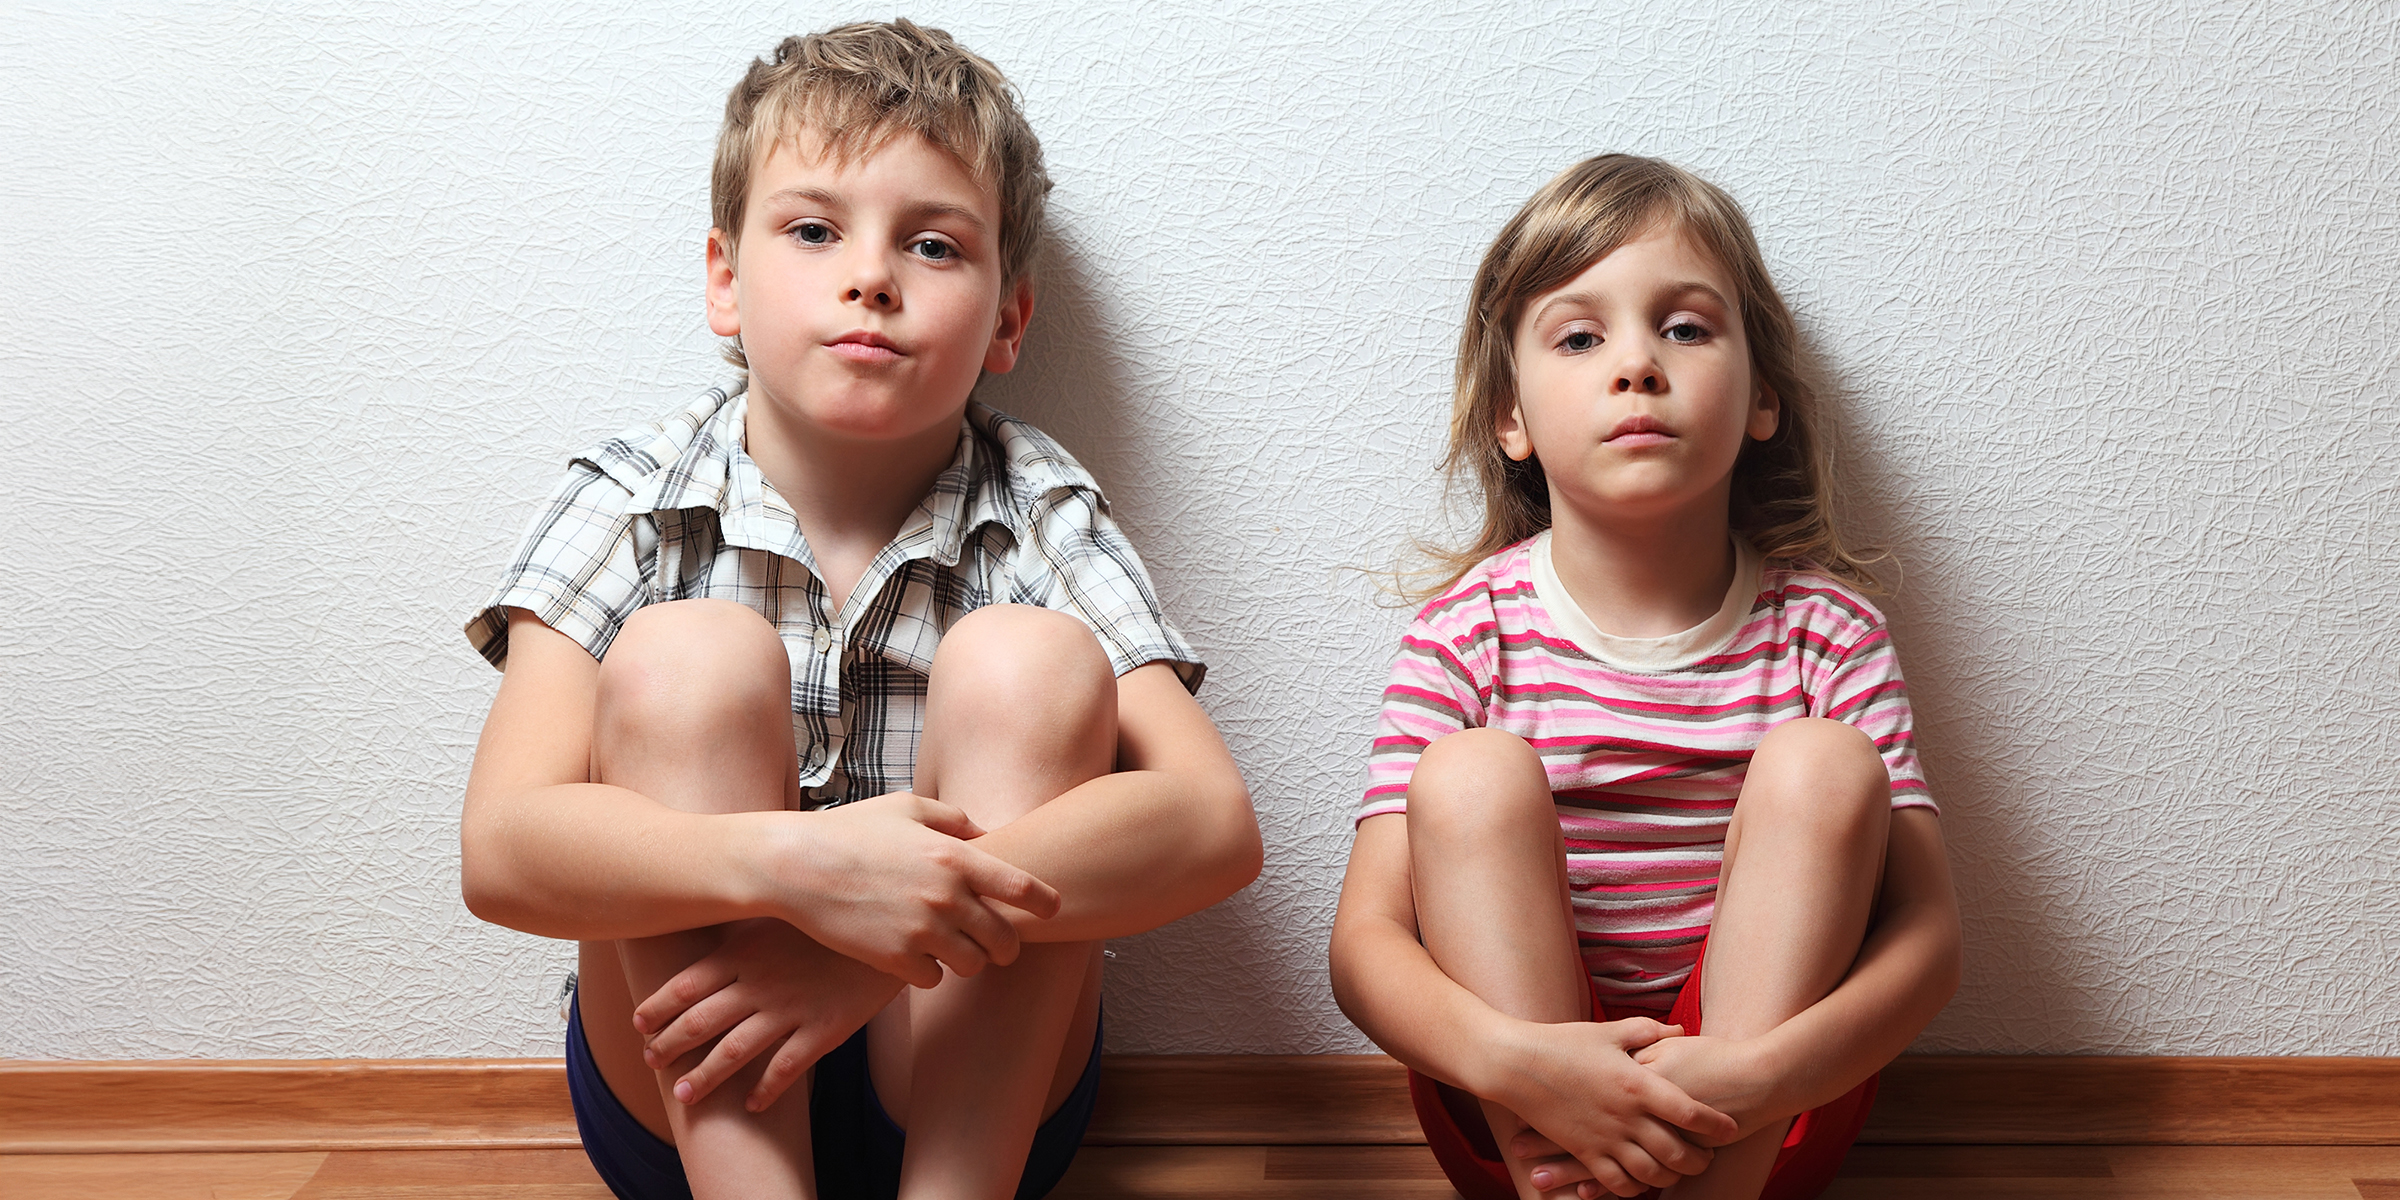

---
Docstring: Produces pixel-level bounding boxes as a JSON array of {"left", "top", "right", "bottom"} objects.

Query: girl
[{"left": 1328, "top": 156, "right": 1961, "bottom": 1200}]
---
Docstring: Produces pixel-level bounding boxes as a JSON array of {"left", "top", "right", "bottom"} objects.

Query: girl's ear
[
  {"left": 1496, "top": 395, "right": 1536, "bottom": 462},
  {"left": 1748, "top": 383, "right": 1781, "bottom": 442}
]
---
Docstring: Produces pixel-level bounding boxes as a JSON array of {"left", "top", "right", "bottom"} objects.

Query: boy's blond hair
[
  {"left": 712, "top": 20, "right": 1052, "bottom": 371},
  {"left": 1420, "top": 154, "right": 1882, "bottom": 598}
]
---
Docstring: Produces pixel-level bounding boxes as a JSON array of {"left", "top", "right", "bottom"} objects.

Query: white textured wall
[{"left": 4, "top": 0, "right": 2396, "bottom": 1060}]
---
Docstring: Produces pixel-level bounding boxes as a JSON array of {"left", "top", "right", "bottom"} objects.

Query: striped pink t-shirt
[{"left": 1360, "top": 532, "right": 1936, "bottom": 1016}]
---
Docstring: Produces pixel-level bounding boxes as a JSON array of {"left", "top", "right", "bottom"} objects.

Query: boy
[{"left": 459, "top": 21, "right": 1260, "bottom": 1200}]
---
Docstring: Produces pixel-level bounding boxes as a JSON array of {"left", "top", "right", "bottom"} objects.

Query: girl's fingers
[
  {"left": 1525, "top": 1153, "right": 1596, "bottom": 1191},
  {"left": 1638, "top": 1073, "right": 1738, "bottom": 1143},
  {"left": 1605, "top": 1018, "right": 1679, "bottom": 1050},
  {"left": 1634, "top": 1117, "right": 1715, "bottom": 1177},
  {"left": 1509, "top": 1130, "right": 1568, "bottom": 1160},
  {"left": 1607, "top": 1142, "right": 1683, "bottom": 1190}
]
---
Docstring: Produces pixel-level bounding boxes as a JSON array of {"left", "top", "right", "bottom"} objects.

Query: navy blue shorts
[{"left": 565, "top": 987, "right": 1102, "bottom": 1200}]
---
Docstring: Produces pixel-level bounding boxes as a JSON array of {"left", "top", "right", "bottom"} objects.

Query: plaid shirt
[{"left": 466, "top": 386, "right": 1202, "bottom": 809}]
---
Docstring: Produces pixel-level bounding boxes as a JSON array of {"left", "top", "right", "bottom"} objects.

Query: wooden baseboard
[{"left": 4, "top": 1054, "right": 2396, "bottom": 1154}]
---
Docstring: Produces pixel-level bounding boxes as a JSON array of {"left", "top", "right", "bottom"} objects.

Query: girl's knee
[
  {"left": 1407, "top": 728, "right": 1553, "bottom": 840},
  {"left": 595, "top": 599, "right": 791, "bottom": 744},
  {"left": 1743, "top": 718, "right": 1891, "bottom": 833}
]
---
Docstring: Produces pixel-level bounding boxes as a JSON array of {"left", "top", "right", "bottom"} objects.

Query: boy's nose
[
  {"left": 846, "top": 286, "right": 894, "bottom": 308},
  {"left": 1612, "top": 364, "right": 1664, "bottom": 393}
]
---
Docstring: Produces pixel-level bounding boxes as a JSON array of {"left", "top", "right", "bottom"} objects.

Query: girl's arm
[
  {"left": 1634, "top": 808, "right": 1962, "bottom": 1127},
  {"left": 1331, "top": 815, "right": 1735, "bottom": 1162}
]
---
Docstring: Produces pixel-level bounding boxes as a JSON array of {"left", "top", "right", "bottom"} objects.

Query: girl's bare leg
[
  {"left": 869, "top": 605, "right": 1115, "bottom": 1200},
  {"left": 1661, "top": 718, "right": 1890, "bottom": 1200},
  {"left": 589, "top": 600, "right": 815, "bottom": 1200},
  {"left": 1407, "top": 728, "right": 1591, "bottom": 1200}
]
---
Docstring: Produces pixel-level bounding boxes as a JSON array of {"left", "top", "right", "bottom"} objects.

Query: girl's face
[{"left": 1500, "top": 222, "right": 1779, "bottom": 526}]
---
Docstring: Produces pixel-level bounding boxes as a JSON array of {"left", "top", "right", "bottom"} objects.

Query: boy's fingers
[
  {"left": 910, "top": 796, "right": 985, "bottom": 840},
  {"left": 745, "top": 1031, "right": 825, "bottom": 1113},
  {"left": 955, "top": 894, "right": 1023, "bottom": 967},
  {"left": 961, "top": 853, "right": 1061, "bottom": 920},
  {"left": 642, "top": 988, "right": 752, "bottom": 1066},
  {"left": 924, "top": 928, "right": 993, "bottom": 980},
  {"left": 673, "top": 1013, "right": 785, "bottom": 1105},
  {"left": 633, "top": 956, "right": 738, "bottom": 1034}
]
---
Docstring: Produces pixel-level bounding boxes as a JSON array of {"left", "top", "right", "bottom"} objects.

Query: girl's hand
[
  {"left": 1633, "top": 1033, "right": 1780, "bottom": 1140},
  {"left": 766, "top": 791, "right": 1062, "bottom": 987},
  {"left": 632, "top": 917, "right": 904, "bottom": 1111},
  {"left": 1490, "top": 1017, "right": 1738, "bottom": 1196}
]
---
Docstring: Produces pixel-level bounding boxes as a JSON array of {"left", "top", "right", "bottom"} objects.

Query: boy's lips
[
  {"left": 825, "top": 330, "right": 904, "bottom": 363},
  {"left": 1604, "top": 414, "right": 1674, "bottom": 445}
]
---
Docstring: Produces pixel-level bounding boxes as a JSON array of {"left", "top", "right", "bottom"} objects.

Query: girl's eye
[
  {"left": 792, "top": 221, "right": 832, "bottom": 245},
  {"left": 911, "top": 238, "right": 954, "bottom": 261},
  {"left": 1664, "top": 321, "right": 1708, "bottom": 344},
  {"left": 1560, "top": 330, "right": 1600, "bottom": 352}
]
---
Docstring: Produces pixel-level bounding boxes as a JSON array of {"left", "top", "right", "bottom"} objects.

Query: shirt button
[{"left": 812, "top": 627, "right": 832, "bottom": 654}]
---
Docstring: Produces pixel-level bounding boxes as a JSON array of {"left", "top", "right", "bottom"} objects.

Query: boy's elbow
[{"left": 1197, "top": 769, "right": 1263, "bottom": 896}]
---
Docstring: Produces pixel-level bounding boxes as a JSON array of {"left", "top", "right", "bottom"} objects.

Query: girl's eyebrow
[{"left": 1528, "top": 280, "right": 1733, "bottom": 328}]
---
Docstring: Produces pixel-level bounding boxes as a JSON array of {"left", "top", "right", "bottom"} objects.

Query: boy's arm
[
  {"left": 460, "top": 610, "right": 1052, "bottom": 983},
  {"left": 964, "top": 660, "right": 1263, "bottom": 941}
]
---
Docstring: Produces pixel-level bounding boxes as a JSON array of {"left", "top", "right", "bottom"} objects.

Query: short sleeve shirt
[
  {"left": 1359, "top": 532, "right": 1934, "bottom": 1014},
  {"left": 466, "top": 386, "right": 1203, "bottom": 809}
]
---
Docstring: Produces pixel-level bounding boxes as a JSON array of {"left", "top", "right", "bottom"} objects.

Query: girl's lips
[{"left": 1604, "top": 415, "right": 1674, "bottom": 445}]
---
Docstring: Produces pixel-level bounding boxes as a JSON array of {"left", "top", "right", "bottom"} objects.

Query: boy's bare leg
[
  {"left": 1406, "top": 728, "right": 1592, "bottom": 1200},
  {"left": 869, "top": 605, "right": 1115, "bottom": 1200},
  {"left": 1658, "top": 718, "right": 1890, "bottom": 1200},
  {"left": 589, "top": 600, "right": 816, "bottom": 1200}
]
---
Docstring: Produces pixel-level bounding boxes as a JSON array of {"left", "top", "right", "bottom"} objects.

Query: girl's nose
[
  {"left": 845, "top": 285, "right": 894, "bottom": 308},
  {"left": 1611, "top": 359, "right": 1664, "bottom": 394}
]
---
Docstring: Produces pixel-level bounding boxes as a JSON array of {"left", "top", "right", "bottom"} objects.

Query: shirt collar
[{"left": 619, "top": 392, "right": 1043, "bottom": 573}]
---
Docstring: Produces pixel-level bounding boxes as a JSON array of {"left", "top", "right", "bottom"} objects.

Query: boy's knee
[
  {"left": 1407, "top": 728, "right": 1552, "bottom": 840},
  {"left": 931, "top": 604, "right": 1114, "bottom": 725},
  {"left": 595, "top": 599, "right": 791, "bottom": 741}
]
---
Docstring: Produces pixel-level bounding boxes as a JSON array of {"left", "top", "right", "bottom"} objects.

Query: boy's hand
[
  {"left": 775, "top": 791, "right": 1062, "bottom": 987},
  {"left": 1489, "top": 1017, "right": 1738, "bottom": 1197},
  {"left": 632, "top": 917, "right": 903, "bottom": 1111}
]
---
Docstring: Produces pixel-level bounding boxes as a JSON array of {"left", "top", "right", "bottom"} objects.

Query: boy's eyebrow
[{"left": 758, "top": 188, "right": 988, "bottom": 231}]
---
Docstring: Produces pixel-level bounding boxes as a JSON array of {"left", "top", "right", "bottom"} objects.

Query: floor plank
[
  {"left": 0, "top": 1151, "right": 328, "bottom": 1200},
  {"left": 11, "top": 1142, "right": 2400, "bottom": 1197},
  {"left": 289, "top": 1149, "right": 613, "bottom": 1199}
]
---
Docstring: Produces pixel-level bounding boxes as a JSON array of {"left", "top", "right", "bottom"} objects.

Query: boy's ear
[
  {"left": 1495, "top": 395, "right": 1536, "bottom": 462},
  {"left": 1748, "top": 382, "right": 1781, "bottom": 442},
  {"left": 706, "top": 229, "right": 741, "bottom": 338},
  {"left": 982, "top": 277, "right": 1037, "bottom": 374}
]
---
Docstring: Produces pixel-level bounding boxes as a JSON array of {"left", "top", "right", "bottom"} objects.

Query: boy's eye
[
  {"left": 792, "top": 221, "right": 831, "bottom": 245},
  {"left": 1560, "top": 330, "right": 1600, "bottom": 352},
  {"left": 910, "top": 238, "right": 954, "bottom": 261}
]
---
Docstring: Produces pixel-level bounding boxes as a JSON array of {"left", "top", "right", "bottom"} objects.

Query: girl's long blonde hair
[{"left": 1417, "top": 154, "right": 1882, "bottom": 599}]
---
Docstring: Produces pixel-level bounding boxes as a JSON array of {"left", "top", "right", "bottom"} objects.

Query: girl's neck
[{"left": 1544, "top": 491, "right": 1736, "bottom": 639}]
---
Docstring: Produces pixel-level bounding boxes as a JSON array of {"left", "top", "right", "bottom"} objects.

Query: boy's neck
[
  {"left": 1544, "top": 489, "right": 1737, "bottom": 639},
  {"left": 743, "top": 390, "right": 969, "bottom": 614}
]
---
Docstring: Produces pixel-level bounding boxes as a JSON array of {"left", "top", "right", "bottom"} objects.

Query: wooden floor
[{"left": 6, "top": 1144, "right": 2400, "bottom": 1199}]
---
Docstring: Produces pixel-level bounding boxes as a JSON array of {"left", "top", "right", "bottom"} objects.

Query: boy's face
[{"left": 708, "top": 131, "right": 1031, "bottom": 448}]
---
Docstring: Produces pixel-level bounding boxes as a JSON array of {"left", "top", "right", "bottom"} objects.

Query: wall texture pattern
[{"left": 3, "top": 0, "right": 2395, "bottom": 1059}]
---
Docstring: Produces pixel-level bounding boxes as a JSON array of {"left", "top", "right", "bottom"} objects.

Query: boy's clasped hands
[{"left": 629, "top": 792, "right": 1061, "bottom": 1113}]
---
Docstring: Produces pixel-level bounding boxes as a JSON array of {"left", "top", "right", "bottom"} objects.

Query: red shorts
[{"left": 1408, "top": 948, "right": 1876, "bottom": 1200}]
